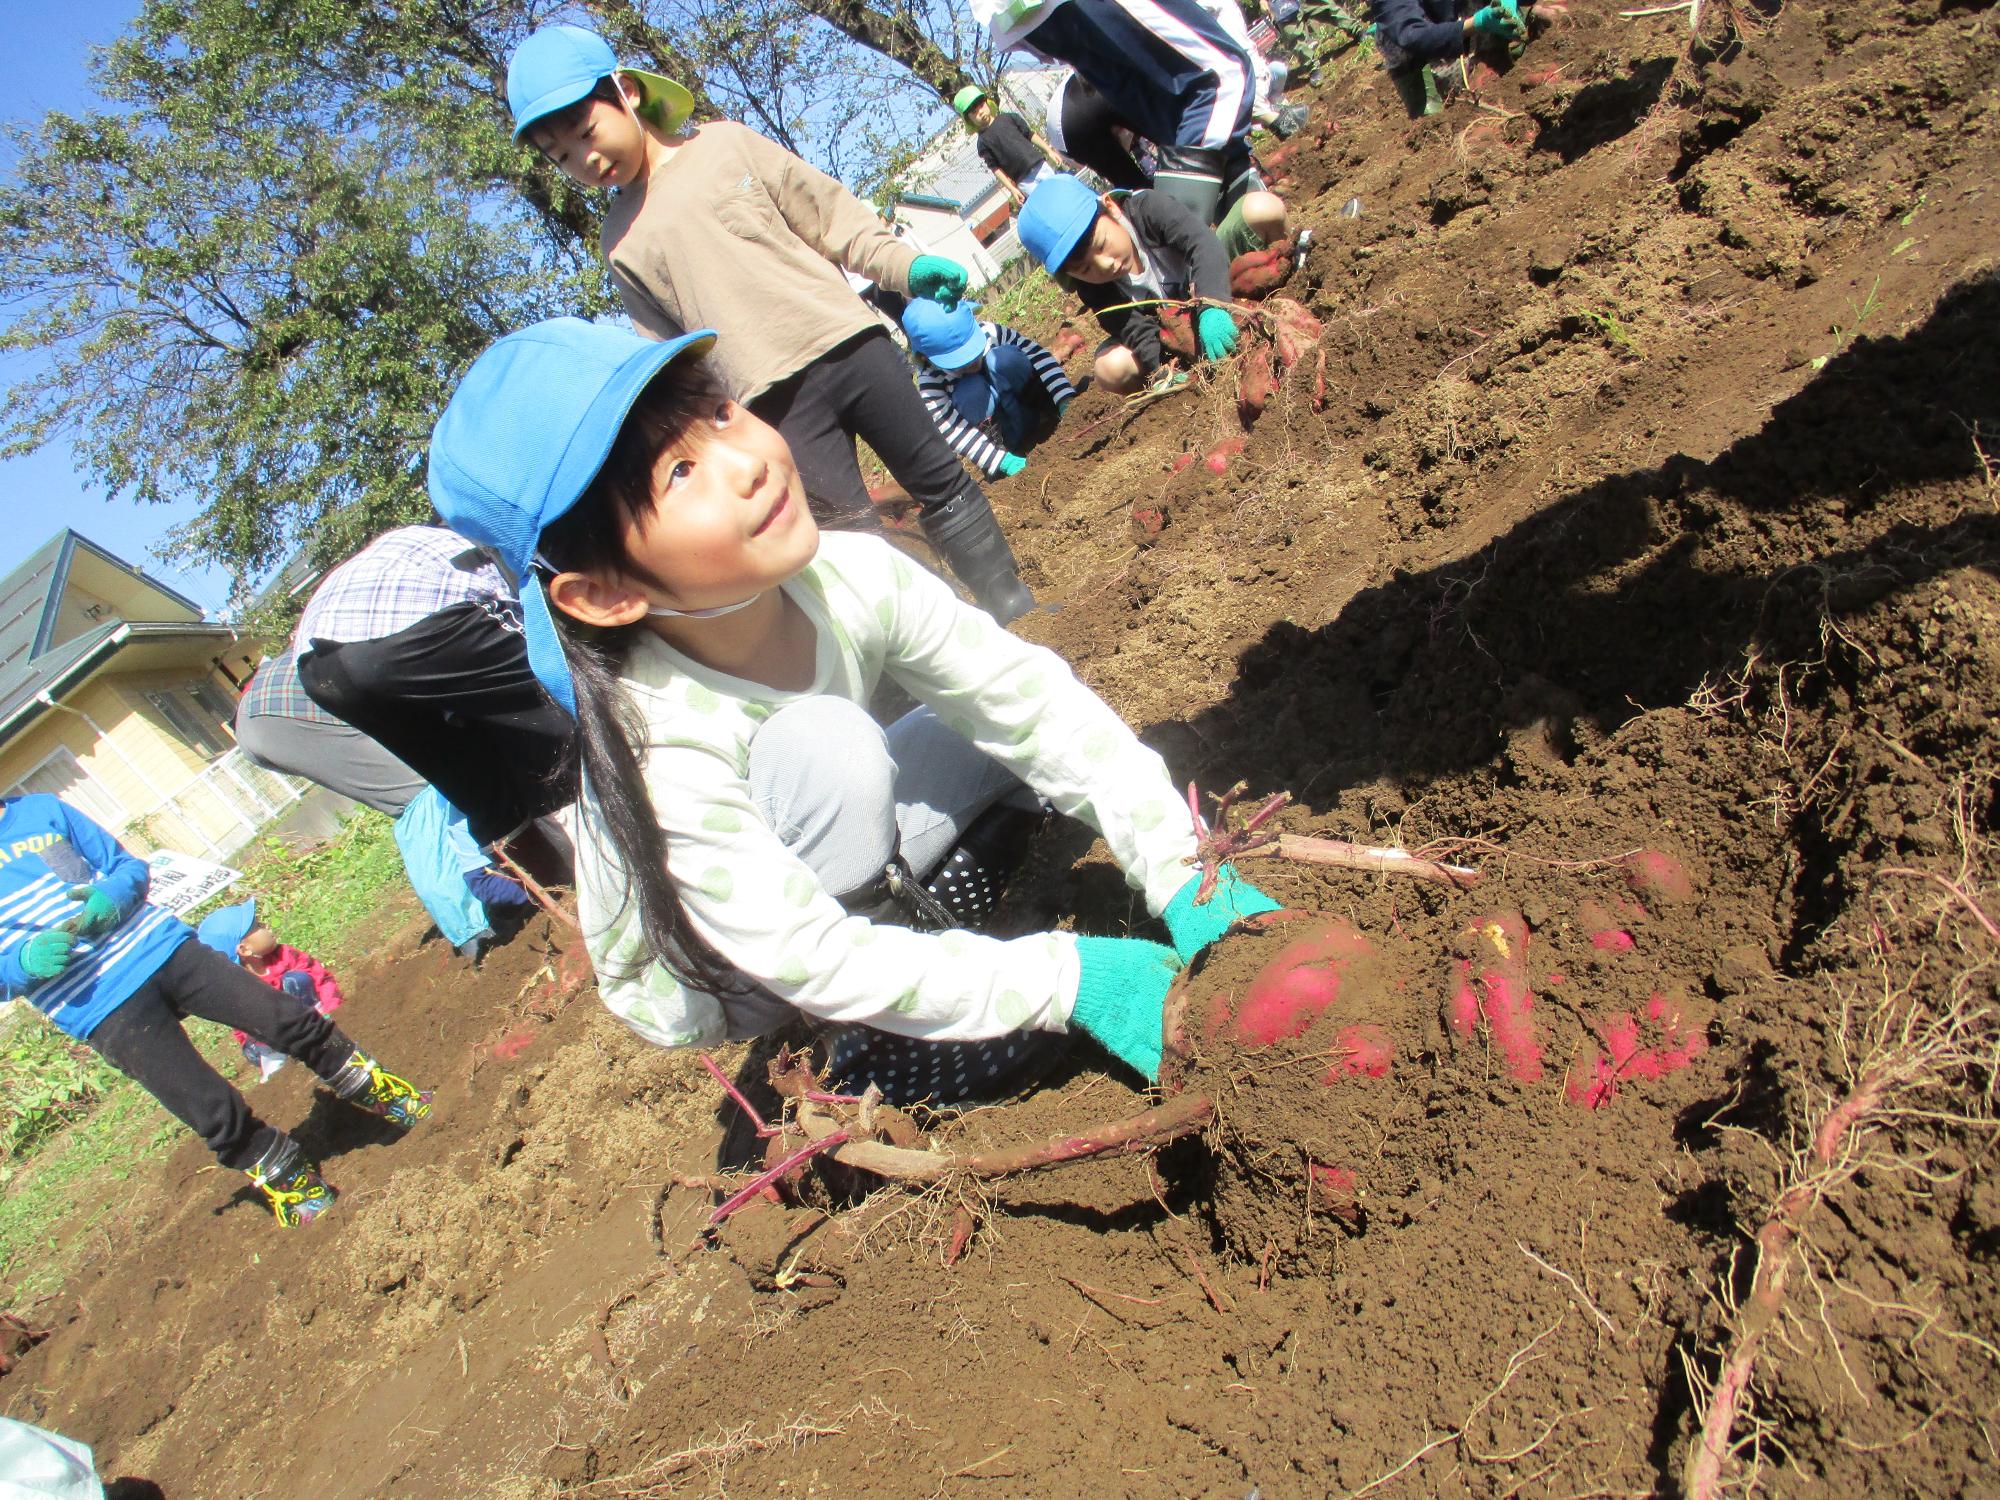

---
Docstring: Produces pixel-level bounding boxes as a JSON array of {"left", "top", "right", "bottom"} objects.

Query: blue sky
[{"left": 0, "top": 0, "right": 232, "bottom": 615}]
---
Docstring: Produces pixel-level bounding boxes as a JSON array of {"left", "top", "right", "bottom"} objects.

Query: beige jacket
[{"left": 601, "top": 122, "right": 918, "bottom": 400}]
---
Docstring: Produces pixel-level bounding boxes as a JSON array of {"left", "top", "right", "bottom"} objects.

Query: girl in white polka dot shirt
[{"left": 430, "top": 318, "right": 1278, "bottom": 1103}]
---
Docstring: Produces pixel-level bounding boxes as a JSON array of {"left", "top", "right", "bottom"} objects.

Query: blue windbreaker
[{"left": 0, "top": 795, "right": 192, "bottom": 1038}]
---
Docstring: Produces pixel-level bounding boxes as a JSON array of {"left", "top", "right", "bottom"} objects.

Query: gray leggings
[
  {"left": 749, "top": 697, "right": 1031, "bottom": 895},
  {"left": 748, "top": 697, "right": 1051, "bottom": 1103}
]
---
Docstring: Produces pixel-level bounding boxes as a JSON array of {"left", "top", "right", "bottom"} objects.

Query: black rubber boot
[
  {"left": 1153, "top": 144, "right": 1227, "bottom": 225},
  {"left": 917, "top": 485, "right": 1037, "bottom": 625},
  {"left": 922, "top": 800, "right": 1047, "bottom": 927}
]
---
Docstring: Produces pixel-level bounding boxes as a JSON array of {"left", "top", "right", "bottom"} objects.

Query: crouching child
[
  {"left": 1018, "top": 174, "right": 1299, "bottom": 395},
  {"left": 904, "top": 299, "right": 1076, "bottom": 482},
  {"left": 196, "top": 897, "right": 344, "bottom": 1080},
  {"left": 0, "top": 794, "right": 433, "bottom": 1227}
]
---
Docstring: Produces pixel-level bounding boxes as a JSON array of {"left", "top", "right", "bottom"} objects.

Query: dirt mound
[{"left": 6, "top": 0, "right": 1999, "bottom": 1494}]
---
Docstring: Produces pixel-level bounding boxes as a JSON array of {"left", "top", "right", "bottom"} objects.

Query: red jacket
[{"left": 250, "top": 945, "right": 344, "bottom": 1014}]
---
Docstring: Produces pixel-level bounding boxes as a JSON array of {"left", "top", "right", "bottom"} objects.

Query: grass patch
[
  {"left": 0, "top": 1054, "right": 182, "bottom": 1302},
  {"left": 196, "top": 808, "right": 403, "bottom": 972},
  {"left": 979, "top": 259, "right": 1068, "bottom": 345}
]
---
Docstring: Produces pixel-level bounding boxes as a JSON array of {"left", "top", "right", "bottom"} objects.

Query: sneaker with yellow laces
[
  {"left": 244, "top": 1137, "right": 336, "bottom": 1227},
  {"left": 326, "top": 1049, "right": 434, "bottom": 1129}
]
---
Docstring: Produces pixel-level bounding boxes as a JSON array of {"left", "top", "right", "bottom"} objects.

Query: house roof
[{"left": 0, "top": 531, "right": 234, "bottom": 744}]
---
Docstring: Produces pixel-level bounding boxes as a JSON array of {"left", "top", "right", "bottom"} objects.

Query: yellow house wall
[{"left": 0, "top": 656, "right": 261, "bottom": 856}]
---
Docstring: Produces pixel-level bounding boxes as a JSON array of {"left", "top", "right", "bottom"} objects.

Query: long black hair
[{"left": 537, "top": 374, "right": 754, "bottom": 999}]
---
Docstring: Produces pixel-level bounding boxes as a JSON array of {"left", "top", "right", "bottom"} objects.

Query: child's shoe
[
  {"left": 245, "top": 1138, "right": 336, "bottom": 1227},
  {"left": 327, "top": 1049, "right": 434, "bottom": 1129}
]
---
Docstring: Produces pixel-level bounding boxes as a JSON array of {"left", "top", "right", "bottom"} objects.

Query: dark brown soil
[{"left": 5, "top": 0, "right": 1999, "bottom": 1493}]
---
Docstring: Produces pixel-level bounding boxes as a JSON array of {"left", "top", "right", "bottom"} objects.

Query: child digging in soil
[
  {"left": 195, "top": 898, "right": 343, "bottom": 1081},
  {"left": 0, "top": 795, "right": 433, "bottom": 1226},
  {"left": 429, "top": 317, "right": 1284, "bottom": 1105},
  {"left": 507, "top": 25, "right": 1039, "bottom": 625},
  {"left": 903, "top": 299, "right": 1076, "bottom": 482},
  {"left": 1019, "top": 173, "right": 1303, "bottom": 395}
]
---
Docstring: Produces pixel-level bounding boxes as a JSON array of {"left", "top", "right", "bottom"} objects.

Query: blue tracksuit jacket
[{"left": 0, "top": 795, "right": 192, "bottom": 1038}]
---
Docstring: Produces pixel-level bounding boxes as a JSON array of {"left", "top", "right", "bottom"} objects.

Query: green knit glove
[
  {"left": 998, "top": 452, "right": 1028, "bottom": 477},
  {"left": 907, "top": 254, "right": 969, "bottom": 307},
  {"left": 1162, "top": 866, "right": 1282, "bottom": 962},
  {"left": 1196, "top": 306, "right": 1240, "bottom": 360},
  {"left": 63, "top": 885, "right": 122, "bottom": 939},
  {"left": 1069, "top": 936, "right": 1182, "bottom": 1081},
  {"left": 20, "top": 929, "right": 77, "bottom": 981}
]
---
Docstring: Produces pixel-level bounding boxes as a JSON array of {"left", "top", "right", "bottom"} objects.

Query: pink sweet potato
[
  {"left": 1327, "top": 1022, "right": 1393, "bottom": 1080},
  {"left": 1621, "top": 849, "right": 1695, "bottom": 905},
  {"left": 1232, "top": 917, "right": 1377, "bottom": 1046},
  {"left": 1168, "top": 451, "right": 1195, "bottom": 473},
  {"left": 1237, "top": 343, "right": 1276, "bottom": 424},
  {"left": 1565, "top": 991, "right": 1709, "bottom": 1109},
  {"left": 1449, "top": 912, "right": 1545, "bottom": 1082},
  {"left": 1230, "top": 244, "right": 1295, "bottom": 300},
  {"left": 1577, "top": 899, "right": 1635, "bottom": 953},
  {"left": 1204, "top": 436, "right": 1246, "bottom": 474}
]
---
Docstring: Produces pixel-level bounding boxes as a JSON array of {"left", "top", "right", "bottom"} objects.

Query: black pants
[
  {"left": 1060, "top": 74, "right": 1152, "bottom": 190},
  {"left": 297, "top": 602, "right": 579, "bottom": 846},
  {"left": 750, "top": 329, "right": 973, "bottom": 520},
  {"left": 86, "top": 942, "right": 355, "bottom": 1170}
]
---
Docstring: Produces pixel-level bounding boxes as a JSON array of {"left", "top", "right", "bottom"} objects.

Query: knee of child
[
  {"left": 1243, "top": 190, "right": 1289, "bottom": 241},
  {"left": 748, "top": 699, "right": 899, "bottom": 886},
  {"left": 1096, "top": 347, "right": 1143, "bottom": 394}
]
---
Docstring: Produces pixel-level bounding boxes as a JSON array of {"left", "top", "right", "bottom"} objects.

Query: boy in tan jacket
[{"left": 506, "top": 25, "right": 1037, "bottom": 624}]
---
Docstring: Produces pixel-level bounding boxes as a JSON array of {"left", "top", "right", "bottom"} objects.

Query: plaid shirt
[
  {"left": 295, "top": 526, "right": 514, "bottom": 647},
  {"left": 239, "top": 644, "right": 338, "bottom": 725}
]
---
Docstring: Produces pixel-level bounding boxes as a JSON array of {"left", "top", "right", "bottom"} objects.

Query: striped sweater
[
  {"left": 0, "top": 796, "right": 191, "bottom": 1039},
  {"left": 914, "top": 322, "right": 1076, "bottom": 478}
]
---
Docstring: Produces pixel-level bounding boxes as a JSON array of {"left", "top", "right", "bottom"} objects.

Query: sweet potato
[
  {"left": 1621, "top": 849, "right": 1695, "bottom": 905},
  {"left": 1168, "top": 451, "right": 1195, "bottom": 473},
  {"left": 1448, "top": 911, "right": 1545, "bottom": 1082},
  {"left": 1236, "top": 343, "right": 1276, "bottom": 424},
  {"left": 1229, "top": 244, "right": 1295, "bottom": 300},
  {"left": 1231, "top": 917, "right": 1377, "bottom": 1046},
  {"left": 1204, "top": 436, "right": 1246, "bottom": 474},
  {"left": 1564, "top": 992, "right": 1709, "bottom": 1109}
]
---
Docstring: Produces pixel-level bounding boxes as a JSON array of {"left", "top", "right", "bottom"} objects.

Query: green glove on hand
[
  {"left": 1069, "top": 935, "right": 1183, "bottom": 1081},
  {"left": 1162, "top": 866, "right": 1283, "bottom": 963},
  {"left": 997, "top": 452, "right": 1028, "bottom": 477},
  {"left": 1196, "top": 305, "right": 1240, "bottom": 361},
  {"left": 907, "top": 254, "right": 969, "bottom": 308},
  {"left": 63, "top": 885, "right": 122, "bottom": 939},
  {"left": 1468, "top": 1, "right": 1523, "bottom": 36},
  {"left": 20, "top": 929, "right": 77, "bottom": 982}
]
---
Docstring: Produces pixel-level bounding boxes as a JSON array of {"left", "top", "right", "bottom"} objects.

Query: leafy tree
[{"left": 0, "top": 0, "right": 990, "bottom": 609}]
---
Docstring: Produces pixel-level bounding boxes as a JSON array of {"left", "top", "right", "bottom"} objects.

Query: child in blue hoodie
[{"left": 0, "top": 794, "right": 434, "bottom": 1227}]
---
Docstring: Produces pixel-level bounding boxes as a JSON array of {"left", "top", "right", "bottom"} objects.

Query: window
[
  {"left": 144, "top": 683, "right": 233, "bottom": 758},
  {"left": 6, "top": 746, "right": 124, "bottom": 827}
]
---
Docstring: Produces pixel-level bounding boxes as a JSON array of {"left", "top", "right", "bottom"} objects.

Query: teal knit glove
[
  {"left": 1162, "top": 866, "right": 1282, "bottom": 962},
  {"left": 1196, "top": 306, "right": 1240, "bottom": 361},
  {"left": 1468, "top": 1, "right": 1523, "bottom": 35},
  {"left": 64, "top": 885, "right": 122, "bottom": 939},
  {"left": 998, "top": 452, "right": 1028, "bottom": 477},
  {"left": 20, "top": 929, "right": 77, "bottom": 981},
  {"left": 908, "top": 254, "right": 969, "bottom": 307},
  {"left": 1069, "top": 936, "right": 1182, "bottom": 1081}
]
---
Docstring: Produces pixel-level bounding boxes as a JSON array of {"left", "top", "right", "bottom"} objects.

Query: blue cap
[
  {"left": 196, "top": 899, "right": 258, "bottom": 959},
  {"left": 507, "top": 25, "right": 695, "bottom": 141},
  {"left": 1018, "top": 174, "right": 1101, "bottom": 273},
  {"left": 427, "top": 318, "right": 717, "bottom": 715},
  {"left": 901, "top": 299, "right": 987, "bottom": 369}
]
